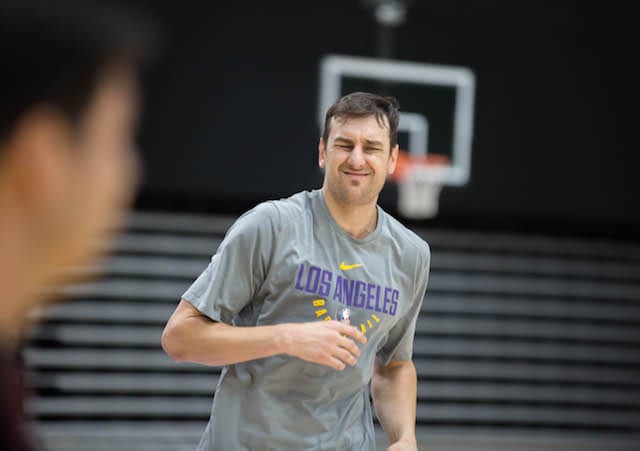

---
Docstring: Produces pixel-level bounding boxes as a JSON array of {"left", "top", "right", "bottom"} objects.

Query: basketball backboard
[{"left": 318, "top": 54, "right": 476, "bottom": 188}]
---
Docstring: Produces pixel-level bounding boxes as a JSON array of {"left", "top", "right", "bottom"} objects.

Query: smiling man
[{"left": 162, "top": 92, "right": 430, "bottom": 451}]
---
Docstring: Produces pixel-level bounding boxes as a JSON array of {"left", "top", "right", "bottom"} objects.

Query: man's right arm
[{"left": 161, "top": 300, "right": 367, "bottom": 370}]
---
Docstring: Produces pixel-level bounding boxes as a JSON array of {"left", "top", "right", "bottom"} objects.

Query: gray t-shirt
[{"left": 183, "top": 189, "right": 430, "bottom": 451}]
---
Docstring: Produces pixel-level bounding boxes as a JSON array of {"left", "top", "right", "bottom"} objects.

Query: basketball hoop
[{"left": 391, "top": 151, "right": 449, "bottom": 219}]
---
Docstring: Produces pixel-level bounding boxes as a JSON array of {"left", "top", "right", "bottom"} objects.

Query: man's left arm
[{"left": 371, "top": 357, "right": 418, "bottom": 451}]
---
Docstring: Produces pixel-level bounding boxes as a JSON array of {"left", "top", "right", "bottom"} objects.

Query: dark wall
[{"left": 136, "top": 1, "right": 639, "bottom": 235}]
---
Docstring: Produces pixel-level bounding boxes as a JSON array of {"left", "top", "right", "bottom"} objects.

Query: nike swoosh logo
[{"left": 340, "top": 262, "right": 363, "bottom": 271}]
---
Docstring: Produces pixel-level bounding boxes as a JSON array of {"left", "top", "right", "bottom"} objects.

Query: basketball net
[{"left": 391, "top": 151, "right": 450, "bottom": 219}]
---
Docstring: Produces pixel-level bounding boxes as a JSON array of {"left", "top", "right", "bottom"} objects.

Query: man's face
[
  {"left": 319, "top": 115, "right": 398, "bottom": 207},
  {"left": 46, "top": 64, "right": 140, "bottom": 273}
]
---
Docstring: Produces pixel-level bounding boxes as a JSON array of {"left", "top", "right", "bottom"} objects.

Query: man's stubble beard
[{"left": 329, "top": 176, "right": 382, "bottom": 207}]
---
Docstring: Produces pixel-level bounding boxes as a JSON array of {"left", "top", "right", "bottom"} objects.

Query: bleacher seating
[{"left": 24, "top": 211, "right": 640, "bottom": 450}]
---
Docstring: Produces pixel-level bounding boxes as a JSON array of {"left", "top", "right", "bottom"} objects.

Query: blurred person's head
[{"left": 0, "top": 0, "right": 155, "bottom": 345}]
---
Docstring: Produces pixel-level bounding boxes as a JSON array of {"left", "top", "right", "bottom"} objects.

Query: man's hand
[
  {"left": 387, "top": 437, "right": 418, "bottom": 451},
  {"left": 284, "top": 320, "right": 367, "bottom": 370}
]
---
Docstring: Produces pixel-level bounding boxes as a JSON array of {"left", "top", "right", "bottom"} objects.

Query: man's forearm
[
  {"left": 162, "top": 300, "right": 291, "bottom": 366},
  {"left": 371, "top": 359, "right": 418, "bottom": 447},
  {"left": 162, "top": 299, "right": 366, "bottom": 369}
]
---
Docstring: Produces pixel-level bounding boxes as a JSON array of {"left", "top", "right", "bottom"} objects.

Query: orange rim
[{"left": 390, "top": 150, "right": 450, "bottom": 183}]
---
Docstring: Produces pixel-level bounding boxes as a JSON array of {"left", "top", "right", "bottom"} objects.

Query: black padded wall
[{"left": 136, "top": 1, "right": 640, "bottom": 234}]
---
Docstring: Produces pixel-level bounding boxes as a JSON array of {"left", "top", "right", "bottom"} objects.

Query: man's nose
[{"left": 347, "top": 146, "right": 366, "bottom": 167}]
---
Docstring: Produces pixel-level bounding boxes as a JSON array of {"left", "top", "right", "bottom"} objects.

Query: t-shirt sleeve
[
  {"left": 181, "top": 202, "right": 278, "bottom": 324},
  {"left": 377, "top": 242, "right": 430, "bottom": 365}
]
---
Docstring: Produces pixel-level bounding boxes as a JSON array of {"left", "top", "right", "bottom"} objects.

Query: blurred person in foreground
[
  {"left": 163, "top": 92, "right": 430, "bottom": 450},
  {"left": 0, "top": 1, "right": 154, "bottom": 449}
]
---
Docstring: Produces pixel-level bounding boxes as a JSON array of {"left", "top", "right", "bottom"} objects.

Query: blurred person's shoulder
[{"left": 0, "top": 348, "right": 34, "bottom": 451}]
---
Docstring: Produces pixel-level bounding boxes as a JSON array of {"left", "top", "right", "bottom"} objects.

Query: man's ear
[
  {"left": 3, "top": 108, "right": 74, "bottom": 216},
  {"left": 318, "top": 137, "right": 326, "bottom": 169},
  {"left": 387, "top": 144, "right": 399, "bottom": 176}
]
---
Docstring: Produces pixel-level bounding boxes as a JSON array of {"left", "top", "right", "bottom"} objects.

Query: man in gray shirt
[{"left": 162, "top": 92, "right": 430, "bottom": 450}]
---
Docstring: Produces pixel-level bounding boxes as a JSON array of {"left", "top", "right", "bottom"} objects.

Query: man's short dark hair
[
  {"left": 0, "top": 0, "right": 157, "bottom": 147},
  {"left": 322, "top": 92, "right": 400, "bottom": 149}
]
